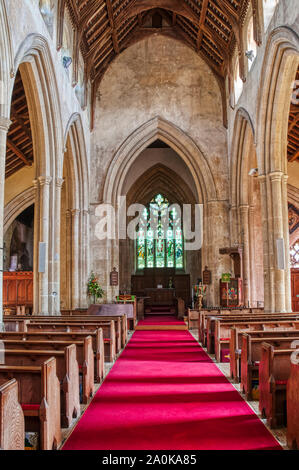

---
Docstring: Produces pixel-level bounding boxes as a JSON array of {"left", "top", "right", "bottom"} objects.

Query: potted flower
[{"left": 87, "top": 272, "right": 104, "bottom": 304}]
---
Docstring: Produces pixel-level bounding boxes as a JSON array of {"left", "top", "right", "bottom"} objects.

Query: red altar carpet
[{"left": 62, "top": 316, "right": 282, "bottom": 450}]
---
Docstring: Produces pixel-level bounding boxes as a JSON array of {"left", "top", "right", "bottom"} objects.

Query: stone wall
[{"left": 90, "top": 35, "right": 230, "bottom": 304}]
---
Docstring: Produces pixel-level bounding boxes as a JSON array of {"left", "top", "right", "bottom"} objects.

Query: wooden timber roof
[
  {"left": 62, "top": 0, "right": 251, "bottom": 89},
  {"left": 288, "top": 65, "right": 299, "bottom": 163},
  {"left": 5, "top": 71, "right": 33, "bottom": 179}
]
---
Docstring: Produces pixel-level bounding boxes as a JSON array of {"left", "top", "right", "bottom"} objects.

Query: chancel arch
[{"left": 101, "top": 117, "right": 230, "bottom": 306}]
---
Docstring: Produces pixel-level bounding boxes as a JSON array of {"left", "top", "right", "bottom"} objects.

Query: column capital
[
  {"left": 71, "top": 208, "right": 80, "bottom": 217},
  {"left": 269, "top": 171, "right": 284, "bottom": 182},
  {"left": 55, "top": 177, "right": 64, "bottom": 188},
  {"left": 257, "top": 174, "right": 266, "bottom": 182},
  {"left": 38, "top": 176, "right": 52, "bottom": 186},
  {"left": 0, "top": 117, "right": 12, "bottom": 132},
  {"left": 239, "top": 204, "right": 249, "bottom": 212}
]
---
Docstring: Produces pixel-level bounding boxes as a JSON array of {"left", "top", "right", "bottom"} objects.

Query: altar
[{"left": 144, "top": 288, "right": 175, "bottom": 307}]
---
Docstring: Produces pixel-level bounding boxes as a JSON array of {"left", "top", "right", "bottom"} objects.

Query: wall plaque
[
  {"left": 110, "top": 267, "right": 119, "bottom": 286},
  {"left": 202, "top": 266, "right": 211, "bottom": 285}
]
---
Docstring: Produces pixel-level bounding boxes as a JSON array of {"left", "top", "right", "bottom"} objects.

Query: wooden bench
[
  {"left": 200, "top": 311, "right": 298, "bottom": 348},
  {"left": 213, "top": 318, "right": 299, "bottom": 362},
  {"left": 0, "top": 357, "right": 61, "bottom": 450},
  {"left": 240, "top": 334, "right": 299, "bottom": 400},
  {"left": 27, "top": 315, "right": 126, "bottom": 351},
  {"left": 0, "top": 379, "right": 25, "bottom": 450},
  {"left": 0, "top": 329, "right": 104, "bottom": 383},
  {"left": 287, "top": 362, "right": 299, "bottom": 450},
  {"left": 0, "top": 343, "right": 80, "bottom": 427},
  {"left": 230, "top": 327, "right": 299, "bottom": 383},
  {"left": 4, "top": 314, "right": 127, "bottom": 354},
  {"left": 0, "top": 333, "right": 94, "bottom": 405},
  {"left": 259, "top": 343, "right": 293, "bottom": 428},
  {"left": 60, "top": 312, "right": 128, "bottom": 348},
  {"left": 24, "top": 321, "right": 116, "bottom": 363}
]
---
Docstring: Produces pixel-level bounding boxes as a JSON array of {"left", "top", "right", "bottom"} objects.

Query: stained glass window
[{"left": 136, "top": 194, "right": 184, "bottom": 270}]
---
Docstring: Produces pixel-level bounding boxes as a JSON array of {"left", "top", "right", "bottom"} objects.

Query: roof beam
[
  {"left": 114, "top": 0, "right": 200, "bottom": 29},
  {"left": 6, "top": 139, "right": 31, "bottom": 166},
  {"left": 106, "top": 0, "right": 120, "bottom": 54},
  {"left": 196, "top": 0, "right": 209, "bottom": 50}
]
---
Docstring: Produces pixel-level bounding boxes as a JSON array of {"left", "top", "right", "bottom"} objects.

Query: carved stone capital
[
  {"left": 55, "top": 177, "right": 64, "bottom": 188},
  {"left": 0, "top": 117, "right": 12, "bottom": 132},
  {"left": 38, "top": 176, "right": 52, "bottom": 186}
]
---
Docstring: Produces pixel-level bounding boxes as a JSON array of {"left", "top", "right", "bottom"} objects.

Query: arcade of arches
[{"left": 0, "top": 0, "right": 299, "bottom": 451}]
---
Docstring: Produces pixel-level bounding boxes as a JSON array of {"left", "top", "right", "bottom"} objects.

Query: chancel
[{"left": 0, "top": 0, "right": 298, "bottom": 452}]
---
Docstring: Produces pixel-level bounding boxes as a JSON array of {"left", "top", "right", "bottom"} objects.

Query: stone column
[
  {"left": 239, "top": 204, "right": 251, "bottom": 307},
  {"left": 33, "top": 178, "right": 40, "bottom": 314},
  {"left": 80, "top": 209, "right": 90, "bottom": 308},
  {"left": 0, "top": 117, "right": 11, "bottom": 327},
  {"left": 38, "top": 176, "right": 52, "bottom": 315},
  {"left": 206, "top": 200, "right": 230, "bottom": 306},
  {"left": 258, "top": 174, "right": 272, "bottom": 312},
  {"left": 282, "top": 174, "right": 292, "bottom": 312},
  {"left": 71, "top": 209, "right": 80, "bottom": 309},
  {"left": 50, "top": 177, "right": 64, "bottom": 315},
  {"left": 65, "top": 209, "right": 72, "bottom": 309},
  {"left": 269, "top": 171, "right": 286, "bottom": 312},
  {"left": 248, "top": 205, "right": 256, "bottom": 306}
]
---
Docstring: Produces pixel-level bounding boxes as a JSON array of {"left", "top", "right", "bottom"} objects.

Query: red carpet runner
[{"left": 62, "top": 315, "right": 282, "bottom": 450}]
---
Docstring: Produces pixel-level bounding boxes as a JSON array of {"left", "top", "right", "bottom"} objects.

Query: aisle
[{"left": 62, "top": 316, "right": 281, "bottom": 450}]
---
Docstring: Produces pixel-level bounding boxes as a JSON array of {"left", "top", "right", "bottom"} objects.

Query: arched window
[
  {"left": 263, "top": 0, "right": 279, "bottom": 31},
  {"left": 290, "top": 240, "right": 299, "bottom": 268},
  {"left": 234, "top": 58, "right": 243, "bottom": 103},
  {"left": 136, "top": 194, "right": 184, "bottom": 270},
  {"left": 247, "top": 17, "right": 257, "bottom": 71}
]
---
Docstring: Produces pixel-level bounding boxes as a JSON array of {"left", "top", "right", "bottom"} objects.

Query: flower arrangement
[{"left": 87, "top": 272, "right": 104, "bottom": 304}]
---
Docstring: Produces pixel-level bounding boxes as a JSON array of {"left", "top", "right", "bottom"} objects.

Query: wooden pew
[
  {"left": 4, "top": 314, "right": 127, "bottom": 352},
  {"left": 200, "top": 311, "right": 298, "bottom": 348},
  {"left": 240, "top": 334, "right": 299, "bottom": 400},
  {"left": 230, "top": 327, "right": 299, "bottom": 383},
  {"left": 259, "top": 343, "right": 293, "bottom": 428},
  {"left": 287, "top": 362, "right": 299, "bottom": 450},
  {"left": 24, "top": 321, "right": 116, "bottom": 362},
  {"left": 0, "top": 379, "right": 25, "bottom": 450},
  {"left": 0, "top": 329, "right": 104, "bottom": 383},
  {"left": 27, "top": 316, "right": 125, "bottom": 352},
  {"left": 0, "top": 343, "right": 80, "bottom": 426},
  {"left": 0, "top": 357, "right": 61, "bottom": 450},
  {"left": 0, "top": 334, "right": 94, "bottom": 405},
  {"left": 213, "top": 318, "right": 299, "bottom": 362}
]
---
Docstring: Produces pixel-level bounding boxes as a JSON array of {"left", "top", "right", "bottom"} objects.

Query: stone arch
[
  {"left": 9, "top": 34, "right": 64, "bottom": 314},
  {"left": 4, "top": 187, "right": 35, "bottom": 235},
  {"left": 230, "top": 109, "right": 264, "bottom": 308},
  {"left": 102, "top": 116, "right": 217, "bottom": 206},
  {"left": 60, "top": 113, "right": 89, "bottom": 309},
  {"left": 0, "top": 0, "right": 13, "bottom": 119},
  {"left": 256, "top": 26, "right": 299, "bottom": 312},
  {"left": 100, "top": 117, "right": 229, "bottom": 304}
]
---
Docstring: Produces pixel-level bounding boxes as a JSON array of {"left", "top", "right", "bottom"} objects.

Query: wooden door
[{"left": 291, "top": 268, "right": 299, "bottom": 312}]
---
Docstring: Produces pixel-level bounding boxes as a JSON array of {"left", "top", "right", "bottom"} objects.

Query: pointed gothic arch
[{"left": 256, "top": 26, "right": 299, "bottom": 312}]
